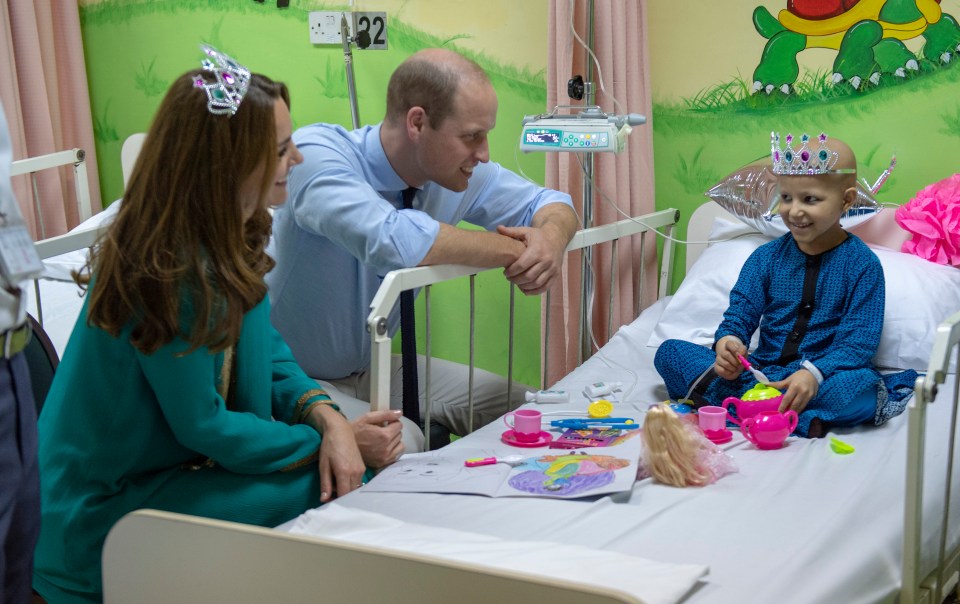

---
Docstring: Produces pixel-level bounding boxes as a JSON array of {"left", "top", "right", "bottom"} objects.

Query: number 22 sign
[{"left": 353, "top": 12, "right": 387, "bottom": 50}]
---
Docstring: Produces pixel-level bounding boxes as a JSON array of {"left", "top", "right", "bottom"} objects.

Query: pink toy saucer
[
  {"left": 703, "top": 428, "right": 733, "bottom": 445},
  {"left": 501, "top": 430, "right": 553, "bottom": 448}
]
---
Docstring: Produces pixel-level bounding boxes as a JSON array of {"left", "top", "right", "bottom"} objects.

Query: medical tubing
[{"left": 681, "top": 365, "right": 715, "bottom": 406}]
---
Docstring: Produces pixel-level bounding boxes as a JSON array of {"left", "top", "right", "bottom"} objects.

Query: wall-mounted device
[
  {"left": 308, "top": 11, "right": 388, "bottom": 50},
  {"left": 520, "top": 107, "right": 646, "bottom": 154}
]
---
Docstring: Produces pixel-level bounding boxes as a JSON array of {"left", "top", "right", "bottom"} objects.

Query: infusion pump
[
  {"left": 519, "top": 111, "right": 645, "bottom": 154},
  {"left": 520, "top": 120, "right": 618, "bottom": 152}
]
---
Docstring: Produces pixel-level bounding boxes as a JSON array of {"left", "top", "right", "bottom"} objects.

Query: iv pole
[
  {"left": 578, "top": 0, "right": 596, "bottom": 363},
  {"left": 341, "top": 13, "right": 361, "bottom": 129}
]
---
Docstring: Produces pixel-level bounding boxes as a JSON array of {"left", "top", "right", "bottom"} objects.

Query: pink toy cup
[
  {"left": 741, "top": 410, "right": 798, "bottom": 450},
  {"left": 698, "top": 406, "right": 729, "bottom": 432},
  {"left": 503, "top": 409, "right": 543, "bottom": 442}
]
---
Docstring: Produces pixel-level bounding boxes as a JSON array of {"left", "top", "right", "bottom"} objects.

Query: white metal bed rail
[
  {"left": 11, "top": 148, "right": 93, "bottom": 246},
  {"left": 11, "top": 148, "right": 107, "bottom": 326},
  {"left": 903, "top": 309, "right": 960, "bottom": 604},
  {"left": 366, "top": 209, "right": 679, "bottom": 448}
]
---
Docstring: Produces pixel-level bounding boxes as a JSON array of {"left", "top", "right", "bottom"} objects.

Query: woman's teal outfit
[{"left": 33, "top": 295, "right": 338, "bottom": 603}]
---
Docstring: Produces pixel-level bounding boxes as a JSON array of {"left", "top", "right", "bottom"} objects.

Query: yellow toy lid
[
  {"left": 741, "top": 383, "right": 782, "bottom": 401},
  {"left": 588, "top": 399, "right": 613, "bottom": 418}
]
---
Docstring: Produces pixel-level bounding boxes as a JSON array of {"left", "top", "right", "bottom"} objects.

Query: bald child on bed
[{"left": 655, "top": 133, "right": 917, "bottom": 438}]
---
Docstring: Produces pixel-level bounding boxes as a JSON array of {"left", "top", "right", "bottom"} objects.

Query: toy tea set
[
  {"left": 683, "top": 355, "right": 798, "bottom": 450},
  {"left": 500, "top": 395, "right": 636, "bottom": 449}
]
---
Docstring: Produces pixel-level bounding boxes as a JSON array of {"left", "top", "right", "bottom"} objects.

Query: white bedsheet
[{"left": 288, "top": 298, "right": 960, "bottom": 604}]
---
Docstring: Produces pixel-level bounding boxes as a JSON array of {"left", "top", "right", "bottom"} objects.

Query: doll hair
[{"left": 641, "top": 403, "right": 712, "bottom": 487}]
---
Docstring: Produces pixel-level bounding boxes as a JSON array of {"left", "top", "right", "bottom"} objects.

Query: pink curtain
[
  {"left": 0, "top": 0, "right": 102, "bottom": 239},
  {"left": 543, "top": 0, "right": 656, "bottom": 386}
]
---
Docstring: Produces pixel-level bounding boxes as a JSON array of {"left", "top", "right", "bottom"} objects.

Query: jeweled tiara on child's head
[
  {"left": 194, "top": 44, "right": 251, "bottom": 116},
  {"left": 770, "top": 132, "right": 840, "bottom": 175}
]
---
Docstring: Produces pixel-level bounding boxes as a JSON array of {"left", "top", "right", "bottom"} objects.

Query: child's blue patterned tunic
[{"left": 655, "top": 233, "right": 917, "bottom": 436}]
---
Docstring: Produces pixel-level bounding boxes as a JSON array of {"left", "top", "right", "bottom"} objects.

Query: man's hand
[
  {"left": 498, "top": 224, "right": 566, "bottom": 295},
  {"left": 714, "top": 336, "right": 746, "bottom": 380},
  {"left": 770, "top": 369, "right": 819, "bottom": 415},
  {"left": 498, "top": 202, "right": 577, "bottom": 295},
  {"left": 352, "top": 409, "right": 405, "bottom": 469}
]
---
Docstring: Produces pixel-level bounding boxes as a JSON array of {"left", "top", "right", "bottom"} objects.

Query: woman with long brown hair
[{"left": 32, "top": 46, "right": 398, "bottom": 603}]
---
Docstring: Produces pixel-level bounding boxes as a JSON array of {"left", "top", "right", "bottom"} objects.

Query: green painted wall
[{"left": 79, "top": 0, "right": 550, "bottom": 388}]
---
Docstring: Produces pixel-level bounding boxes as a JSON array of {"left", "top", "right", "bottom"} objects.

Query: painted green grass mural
[
  {"left": 685, "top": 58, "right": 953, "bottom": 113},
  {"left": 940, "top": 104, "right": 960, "bottom": 136},
  {"left": 79, "top": 0, "right": 550, "bottom": 389},
  {"left": 92, "top": 99, "right": 118, "bottom": 143},
  {"left": 133, "top": 58, "right": 168, "bottom": 98},
  {"left": 315, "top": 58, "right": 349, "bottom": 98}
]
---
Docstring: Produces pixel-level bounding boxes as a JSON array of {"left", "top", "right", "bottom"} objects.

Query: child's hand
[
  {"left": 770, "top": 369, "right": 819, "bottom": 415},
  {"left": 714, "top": 336, "right": 746, "bottom": 380}
]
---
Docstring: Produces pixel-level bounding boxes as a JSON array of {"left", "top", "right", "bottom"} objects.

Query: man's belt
[{"left": 1, "top": 322, "right": 31, "bottom": 359}]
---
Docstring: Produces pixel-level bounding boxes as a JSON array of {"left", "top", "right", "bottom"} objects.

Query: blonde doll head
[{"left": 641, "top": 403, "right": 712, "bottom": 487}]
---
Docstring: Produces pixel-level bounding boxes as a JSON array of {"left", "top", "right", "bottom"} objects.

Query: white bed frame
[
  {"left": 11, "top": 148, "right": 97, "bottom": 258},
  {"left": 365, "top": 209, "right": 679, "bottom": 445},
  {"left": 903, "top": 309, "right": 960, "bottom": 604}
]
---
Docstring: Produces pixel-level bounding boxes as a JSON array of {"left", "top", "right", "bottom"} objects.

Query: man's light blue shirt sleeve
[{"left": 288, "top": 131, "right": 438, "bottom": 273}]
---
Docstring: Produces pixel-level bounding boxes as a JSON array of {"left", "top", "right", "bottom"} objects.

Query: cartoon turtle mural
[{"left": 752, "top": 0, "right": 960, "bottom": 93}]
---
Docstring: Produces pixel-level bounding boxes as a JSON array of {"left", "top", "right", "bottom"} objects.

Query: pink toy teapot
[
  {"left": 721, "top": 383, "right": 782, "bottom": 425},
  {"left": 742, "top": 410, "right": 798, "bottom": 450}
]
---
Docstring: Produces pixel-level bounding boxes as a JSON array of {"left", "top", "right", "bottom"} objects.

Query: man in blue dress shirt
[{"left": 267, "top": 49, "right": 576, "bottom": 443}]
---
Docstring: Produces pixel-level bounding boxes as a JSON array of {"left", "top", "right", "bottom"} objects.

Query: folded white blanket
[{"left": 288, "top": 503, "right": 708, "bottom": 604}]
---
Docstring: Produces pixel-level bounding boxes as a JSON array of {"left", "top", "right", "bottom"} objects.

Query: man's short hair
[{"left": 385, "top": 54, "right": 488, "bottom": 128}]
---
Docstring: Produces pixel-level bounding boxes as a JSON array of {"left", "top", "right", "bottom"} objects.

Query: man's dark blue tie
[{"left": 400, "top": 187, "right": 421, "bottom": 425}]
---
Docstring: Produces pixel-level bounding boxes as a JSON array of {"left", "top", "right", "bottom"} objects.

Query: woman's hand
[
  {"left": 714, "top": 336, "right": 746, "bottom": 380},
  {"left": 310, "top": 405, "right": 367, "bottom": 503}
]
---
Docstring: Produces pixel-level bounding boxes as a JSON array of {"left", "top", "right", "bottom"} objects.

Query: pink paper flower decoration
[{"left": 895, "top": 174, "right": 960, "bottom": 266}]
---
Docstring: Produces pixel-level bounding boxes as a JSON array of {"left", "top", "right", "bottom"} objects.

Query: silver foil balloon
[{"left": 705, "top": 160, "right": 883, "bottom": 236}]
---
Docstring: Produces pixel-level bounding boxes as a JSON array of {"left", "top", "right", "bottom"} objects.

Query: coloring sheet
[{"left": 363, "top": 431, "right": 642, "bottom": 499}]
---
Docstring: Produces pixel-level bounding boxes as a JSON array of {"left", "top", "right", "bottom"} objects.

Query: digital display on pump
[{"left": 524, "top": 129, "right": 562, "bottom": 146}]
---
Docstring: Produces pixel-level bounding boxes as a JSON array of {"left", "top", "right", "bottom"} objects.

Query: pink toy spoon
[{"left": 737, "top": 354, "right": 770, "bottom": 385}]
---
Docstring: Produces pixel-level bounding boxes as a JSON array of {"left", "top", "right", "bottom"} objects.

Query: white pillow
[
  {"left": 648, "top": 219, "right": 766, "bottom": 350},
  {"left": 649, "top": 218, "right": 960, "bottom": 373},
  {"left": 874, "top": 247, "right": 960, "bottom": 372}
]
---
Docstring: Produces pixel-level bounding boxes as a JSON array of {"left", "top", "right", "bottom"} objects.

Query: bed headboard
[{"left": 685, "top": 202, "right": 739, "bottom": 272}]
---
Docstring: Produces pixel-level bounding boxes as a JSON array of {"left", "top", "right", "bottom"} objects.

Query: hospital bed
[
  {"left": 293, "top": 205, "right": 959, "bottom": 604},
  {"left": 19, "top": 148, "right": 960, "bottom": 603}
]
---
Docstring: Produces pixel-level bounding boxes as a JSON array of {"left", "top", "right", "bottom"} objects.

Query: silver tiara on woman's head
[
  {"left": 194, "top": 44, "right": 250, "bottom": 116},
  {"left": 770, "top": 132, "right": 844, "bottom": 175}
]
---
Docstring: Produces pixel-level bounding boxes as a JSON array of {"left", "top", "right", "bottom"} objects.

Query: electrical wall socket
[{"left": 308, "top": 11, "right": 353, "bottom": 45}]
